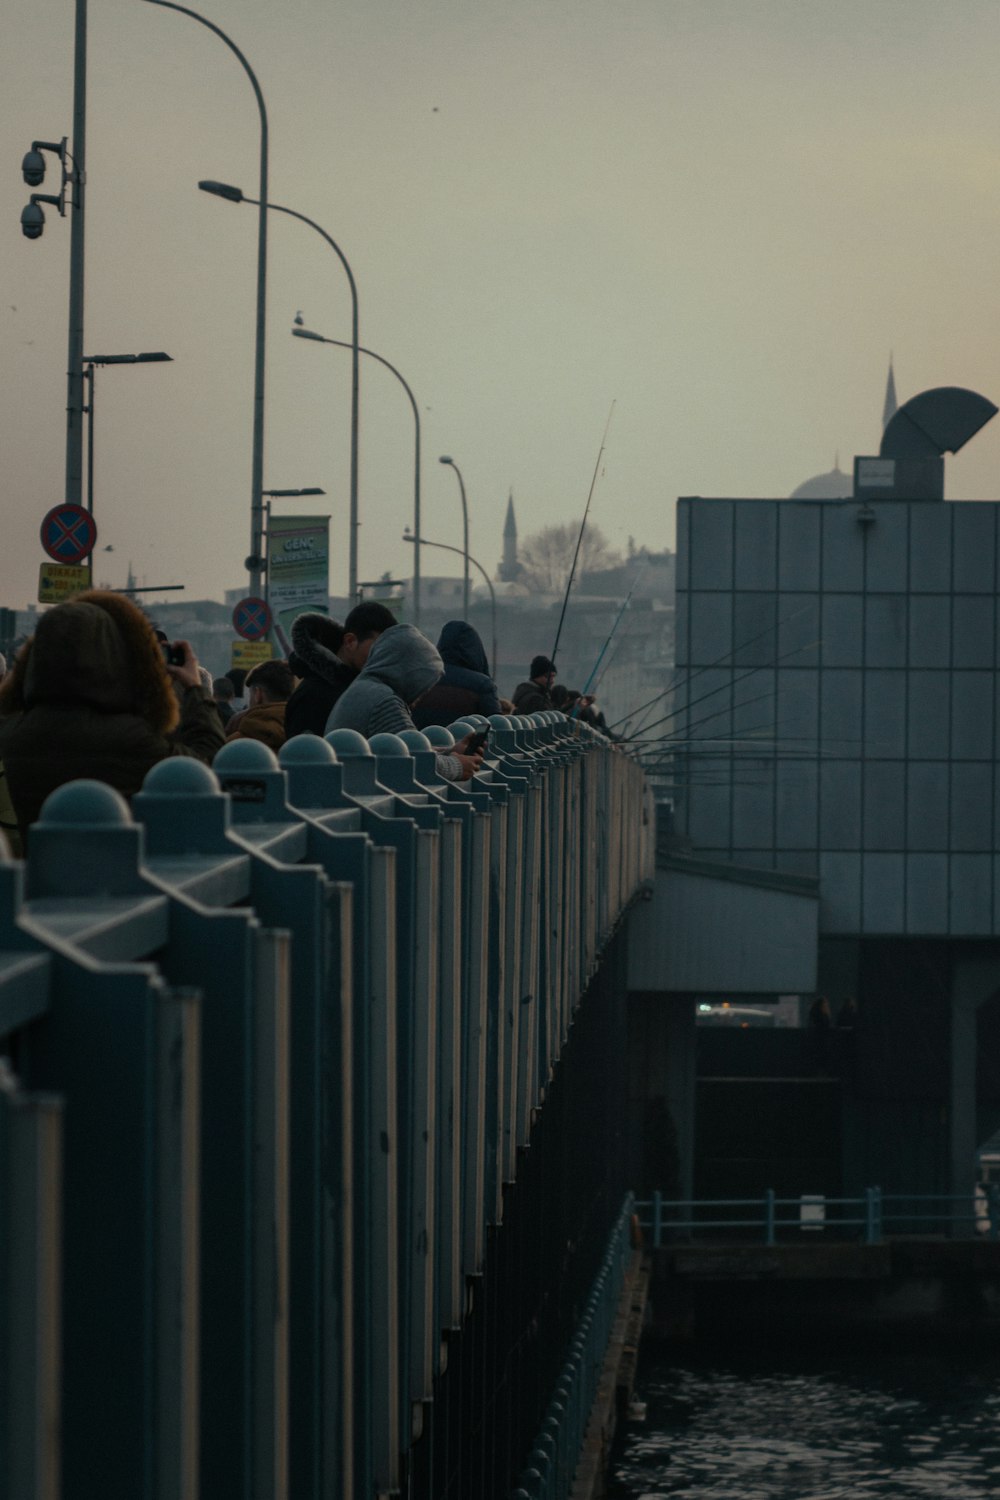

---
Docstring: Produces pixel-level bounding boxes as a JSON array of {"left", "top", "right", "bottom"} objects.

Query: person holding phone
[{"left": 326, "top": 623, "right": 484, "bottom": 781}]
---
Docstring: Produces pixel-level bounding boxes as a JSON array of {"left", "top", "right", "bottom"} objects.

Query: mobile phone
[
  {"left": 160, "top": 641, "right": 185, "bottom": 667},
  {"left": 466, "top": 729, "right": 489, "bottom": 755}
]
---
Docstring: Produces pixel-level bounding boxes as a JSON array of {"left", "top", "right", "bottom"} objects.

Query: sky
[{"left": 4, "top": 0, "right": 1000, "bottom": 609}]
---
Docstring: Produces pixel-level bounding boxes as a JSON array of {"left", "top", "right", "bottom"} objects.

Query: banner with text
[{"left": 266, "top": 513, "right": 330, "bottom": 649}]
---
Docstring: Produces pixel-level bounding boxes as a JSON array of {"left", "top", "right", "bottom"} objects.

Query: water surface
[{"left": 609, "top": 1346, "right": 1000, "bottom": 1498}]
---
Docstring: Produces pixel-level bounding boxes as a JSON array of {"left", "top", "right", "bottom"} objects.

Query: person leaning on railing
[
  {"left": 325, "top": 622, "right": 483, "bottom": 781},
  {"left": 0, "top": 589, "right": 225, "bottom": 847}
]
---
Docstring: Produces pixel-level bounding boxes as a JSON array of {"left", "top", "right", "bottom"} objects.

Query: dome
[{"left": 789, "top": 462, "right": 852, "bottom": 500}]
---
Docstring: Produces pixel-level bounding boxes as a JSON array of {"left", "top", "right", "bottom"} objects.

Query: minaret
[
  {"left": 882, "top": 357, "right": 898, "bottom": 431},
  {"left": 125, "top": 560, "right": 137, "bottom": 593},
  {"left": 498, "top": 491, "right": 521, "bottom": 581}
]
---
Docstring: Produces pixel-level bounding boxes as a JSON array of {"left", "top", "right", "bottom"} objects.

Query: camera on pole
[{"left": 18, "top": 137, "right": 69, "bottom": 238}]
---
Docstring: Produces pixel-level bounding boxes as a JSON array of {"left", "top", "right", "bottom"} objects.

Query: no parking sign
[
  {"left": 232, "top": 596, "right": 271, "bottom": 641},
  {"left": 40, "top": 504, "right": 97, "bottom": 564}
]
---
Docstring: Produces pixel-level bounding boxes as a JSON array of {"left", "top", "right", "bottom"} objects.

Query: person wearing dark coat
[
  {"left": 512, "top": 654, "right": 557, "bottom": 715},
  {"left": 0, "top": 589, "right": 224, "bottom": 844},
  {"left": 412, "top": 620, "right": 501, "bottom": 729},
  {"left": 284, "top": 601, "right": 398, "bottom": 738}
]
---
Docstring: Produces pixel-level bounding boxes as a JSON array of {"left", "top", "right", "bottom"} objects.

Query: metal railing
[
  {"left": 513, "top": 1194, "right": 636, "bottom": 1500},
  {"left": 636, "top": 1187, "right": 1000, "bottom": 1247},
  {"left": 0, "top": 711, "right": 654, "bottom": 1500}
]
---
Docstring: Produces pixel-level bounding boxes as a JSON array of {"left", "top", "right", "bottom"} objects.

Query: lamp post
[
  {"left": 19, "top": 1, "right": 86, "bottom": 503},
  {"left": 143, "top": 1, "right": 269, "bottom": 599},
  {"left": 293, "top": 325, "right": 420, "bottom": 625},
  {"left": 81, "top": 352, "right": 172, "bottom": 517},
  {"left": 402, "top": 530, "right": 497, "bottom": 676},
  {"left": 200, "top": 182, "right": 360, "bottom": 603},
  {"left": 438, "top": 457, "right": 469, "bottom": 617}
]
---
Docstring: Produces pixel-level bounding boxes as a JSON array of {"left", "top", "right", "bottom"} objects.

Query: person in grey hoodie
[{"left": 325, "top": 623, "right": 483, "bottom": 781}]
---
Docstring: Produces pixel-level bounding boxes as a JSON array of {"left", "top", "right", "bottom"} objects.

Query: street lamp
[
  {"left": 261, "top": 488, "right": 326, "bottom": 498},
  {"left": 143, "top": 1, "right": 269, "bottom": 599},
  {"left": 200, "top": 182, "right": 360, "bottom": 602},
  {"left": 19, "top": 0, "right": 86, "bottom": 504},
  {"left": 402, "top": 529, "right": 497, "bottom": 676},
  {"left": 438, "top": 457, "right": 469, "bottom": 618},
  {"left": 80, "top": 352, "right": 172, "bottom": 518},
  {"left": 293, "top": 324, "right": 421, "bottom": 625}
]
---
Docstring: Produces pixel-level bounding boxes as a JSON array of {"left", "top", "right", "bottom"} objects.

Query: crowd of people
[{"left": 0, "top": 589, "right": 615, "bottom": 853}]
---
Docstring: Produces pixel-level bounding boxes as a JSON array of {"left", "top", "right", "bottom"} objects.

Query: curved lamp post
[
  {"left": 142, "top": 1, "right": 269, "bottom": 597},
  {"left": 200, "top": 182, "right": 361, "bottom": 603},
  {"left": 402, "top": 529, "right": 496, "bottom": 676},
  {"left": 438, "top": 456, "right": 469, "bottom": 617},
  {"left": 293, "top": 324, "right": 420, "bottom": 625}
]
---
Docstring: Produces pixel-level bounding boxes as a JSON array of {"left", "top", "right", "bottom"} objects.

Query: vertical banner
[{"left": 266, "top": 514, "right": 330, "bottom": 652}]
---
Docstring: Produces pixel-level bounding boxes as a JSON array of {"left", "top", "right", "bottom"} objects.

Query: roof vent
[{"left": 854, "top": 386, "right": 997, "bottom": 501}]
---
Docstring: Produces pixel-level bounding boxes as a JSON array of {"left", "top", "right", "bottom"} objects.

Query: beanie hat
[{"left": 530, "top": 655, "right": 556, "bottom": 678}]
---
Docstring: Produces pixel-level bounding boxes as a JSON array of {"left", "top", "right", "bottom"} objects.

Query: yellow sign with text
[
  {"left": 231, "top": 639, "right": 274, "bottom": 670},
  {"left": 38, "top": 563, "right": 92, "bottom": 603}
]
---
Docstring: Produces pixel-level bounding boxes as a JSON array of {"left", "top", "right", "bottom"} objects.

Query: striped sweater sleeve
[
  {"left": 366, "top": 695, "right": 417, "bottom": 737},
  {"left": 435, "top": 753, "right": 464, "bottom": 782}
]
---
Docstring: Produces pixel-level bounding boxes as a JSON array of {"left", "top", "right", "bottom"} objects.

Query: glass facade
[{"left": 675, "top": 498, "right": 1000, "bottom": 936}]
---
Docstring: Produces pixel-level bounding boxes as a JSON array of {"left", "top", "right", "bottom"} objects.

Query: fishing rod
[
  {"left": 620, "top": 637, "right": 821, "bottom": 744},
  {"left": 626, "top": 695, "right": 781, "bottom": 766},
  {"left": 607, "top": 603, "right": 814, "bottom": 733},
  {"left": 568, "top": 561, "right": 647, "bottom": 723},
  {"left": 581, "top": 562, "right": 645, "bottom": 697},
  {"left": 590, "top": 613, "right": 634, "bottom": 697},
  {"left": 550, "top": 400, "right": 616, "bottom": 666},
  {"left": 634, "top": 687, "right": 779, "bottom": 748}
]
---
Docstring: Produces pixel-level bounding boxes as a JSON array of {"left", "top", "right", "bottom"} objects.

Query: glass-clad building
[{"left": 675, "top": 496, "right": 1000, "bottom": 937}]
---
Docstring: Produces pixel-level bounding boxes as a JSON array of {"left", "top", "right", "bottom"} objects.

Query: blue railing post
[
  {"left": 864, "top": 1186, "right": 877, "bottom": 1244},
  {"left": 653, "top": 1189, "right": 663, "bottom": 1248},
  {"left": 764, "top": 1188, "right": 776, "bottom": 1246}
]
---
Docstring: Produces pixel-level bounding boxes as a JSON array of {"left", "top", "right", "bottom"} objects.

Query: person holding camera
[{"left": 0, "top": 589, "right": 224, "bottom": 843}]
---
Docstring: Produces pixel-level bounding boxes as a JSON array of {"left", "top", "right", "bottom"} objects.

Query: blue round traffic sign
[
  {"left": 40, "top": 504, "right": 97, "bottom": 564},
  {"left": 232, "top": 596, "right": 272, "bottom": 641}
]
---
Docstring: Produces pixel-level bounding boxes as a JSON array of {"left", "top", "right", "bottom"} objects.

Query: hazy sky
[{"left": 4, "top": 0, "right": 1000, "bottom": 608}]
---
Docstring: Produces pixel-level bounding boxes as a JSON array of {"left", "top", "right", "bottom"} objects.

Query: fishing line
[{"left": 550, "top": 400, "right": 616, "bottom": 666}]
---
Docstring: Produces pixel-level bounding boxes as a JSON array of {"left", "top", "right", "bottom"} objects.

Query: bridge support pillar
[
  {"left": 626, "top": 992, "right": 696, "bottom": 1206},
  {"left": 950, "top": 954, "right": 1000, "bottom": 1233}
]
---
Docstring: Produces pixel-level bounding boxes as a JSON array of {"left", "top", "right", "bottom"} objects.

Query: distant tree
[{"left": 518, "top": 521, "right": 621, "bottom": 595}]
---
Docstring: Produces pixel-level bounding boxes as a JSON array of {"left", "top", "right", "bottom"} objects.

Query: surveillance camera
[
  {"left": 21, "top": 150, "right": 46, "bottom": 188},
  {"left": 20, "top": 201, "right": 44, "bottom": 240}
]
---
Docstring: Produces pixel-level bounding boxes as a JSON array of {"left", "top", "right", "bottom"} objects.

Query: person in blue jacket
[{"left": 412, "top": 619, "right": 501, "bottom": 728}]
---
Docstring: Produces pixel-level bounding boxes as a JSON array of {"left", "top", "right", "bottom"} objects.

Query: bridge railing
[
  {"left": 0, "top": 712, "right": 654, "bottom": 1500},
  {"left": 515, "top": 1193, "right": 636, "bottom": 1500},
  {"left": 637, "top": 1186, "right": 1000, "bottom": 1247}
]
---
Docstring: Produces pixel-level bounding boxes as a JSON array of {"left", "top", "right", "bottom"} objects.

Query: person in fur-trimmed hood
[
  {"left": 0, "top": 589, "right": 224, "bottom": 842},
  {"left": 284, "top": 601, "right": 398, "bottom": 738}
]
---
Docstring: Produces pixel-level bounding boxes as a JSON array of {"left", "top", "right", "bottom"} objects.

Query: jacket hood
[
  {"left": 437, "top": 619, "right": 489, "bottom": 675},
  {"left": 289, "top": 611, "right": 348, "bottom": 683},
  {"left": 0, "top": 590, "right": 178, "bottom": 733},
  {"left": 361, "top": 624, "right": 443, "bottom": 704}
]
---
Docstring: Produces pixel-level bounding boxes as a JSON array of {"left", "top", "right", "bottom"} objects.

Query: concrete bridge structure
[{"left": 0, "top": 714, "right": 653, "bottom": 1500}]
